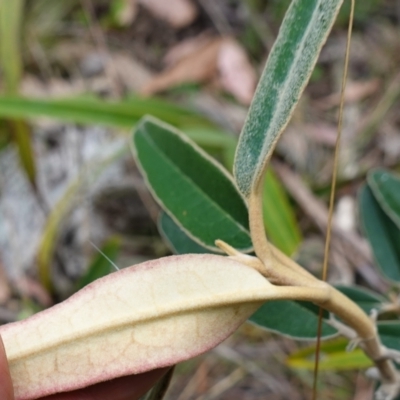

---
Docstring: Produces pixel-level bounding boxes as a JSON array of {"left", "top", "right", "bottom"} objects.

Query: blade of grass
[
  {"left": 0, "top": 0, "right": 24, "bottom": 94},
  {"left": 38, "top": 145, "right": 128, "bottom": 291},
  {"left": 0, "top": 96, "right": 215, "bottom": 131},
  {"left": 0, "top": 0, "right": 37, "bottom": 184},
  {"left": 9, "top": 120, "right": 36, "bottom": 184}
]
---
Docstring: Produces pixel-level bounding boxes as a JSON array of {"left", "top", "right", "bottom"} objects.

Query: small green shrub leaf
[
  {"left": 378, "top": 322, "right": 400, "bottom": 351},
  {"left": 335, "top": 285, "right": 386, "bottom": 314},
  {"left": 266, "top": 286, "right": 386, "bottom": 342},
  {"left": 158, "top": 212, "right": 214, "bottom": 255},
  {"left": 359, "top": 185, "right": 400, "bottom": 283},
  {"left": 234, "top": 0, "right": 343, "bottom": 198},
  {"left": 132, "top": 116, "right": 252, "bottom": 252},
  {"left": 249, "top": 300, "right": 337, "bottom": 339},
  {"left": 368, "top": 168, "right": 400, "bottom": 230}
]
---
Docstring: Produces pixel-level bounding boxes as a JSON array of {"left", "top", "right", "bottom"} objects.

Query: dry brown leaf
[
  {"left": 140, "top": 38, "right": 224, "bottom": 96},
  {"left": 217, "top": 39, "right": 257, "bottom": 105},
  {"left": 164, "top": 33, "right": 214, "bottom": 67},
  {"left": 305, "top": 122, "right": 338, "bottom": 146},
  {"left": 139, "top": 0, "right": 197, "bottom": 29},
  {"left": 142, "top": 36, "right": 256, "bottom": 104},
  {"left": 13, "top": 276, "right": 52, "bottom": 307},
  {"left": 316, "top": 78, "right": 380, "bottom": 109},
  {"left": 106, "top": 53, "right": 153, "bottom": 92}
]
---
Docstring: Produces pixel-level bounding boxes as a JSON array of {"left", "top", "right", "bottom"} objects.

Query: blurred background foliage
[{"left": 0, "top": 0, "right": 399, "bottom": 398}]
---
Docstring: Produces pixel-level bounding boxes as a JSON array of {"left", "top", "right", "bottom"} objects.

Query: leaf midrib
[{"left": 141, "top": 132, "right": 251, "bottom": 245}]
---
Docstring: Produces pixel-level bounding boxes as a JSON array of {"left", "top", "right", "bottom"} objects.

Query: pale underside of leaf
[
  {"left": 0, "top": 254, "right": 277, "bottom": 400},
  {"left": 234, "top": 0, "right": 343, "bottom": 198}
]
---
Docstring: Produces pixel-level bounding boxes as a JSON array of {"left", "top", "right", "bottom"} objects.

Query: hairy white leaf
[{"left": 234, "top": 0, "right": 343, "bottom": 198}]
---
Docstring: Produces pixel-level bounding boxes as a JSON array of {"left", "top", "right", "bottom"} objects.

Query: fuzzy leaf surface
[
  {"left": 132, "top": 116, "right": 251, "bottom": 251},
  {"left": 234, "top": 0, "right": 343, "bottom": 197},
  {"left": 0, "top": 254, "right": 278, "bottom": 400},
  {"left": 359, "top": 185, "right": 400, "bottom": 283}
]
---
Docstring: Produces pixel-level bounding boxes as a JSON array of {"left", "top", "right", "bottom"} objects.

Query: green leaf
[
  {"left": 132, "top": 116, "right": 251, "bottom": 252},
  {"left": 262, "top": 168, "right": 302, "bottom": 255},
  {"left": 0, "top": 0, "right": 24, "bottom": 94},
  {"left": 250, "top": 300, "right": 337, "bottom": 339},
  {"left": 158, "top": 212, "right": 214, "bottom": 255},
  {"left": 287, "top": 338, "right": 372, "bottom": 371},
  {"left": 223, "top": 147, "right": 302, "bottom": 256},
  {"left": 359, "top": 185, "right": 400, "bottom": 283},
  {"left": 378, "top": 322, "right": 400, "bottom": 351},
  {"left": 10, "top": 120, "right": 36, "bottom": 185},
  {"left": 75, "top": 237, "right": 121, "bottom": 291},
  {"left": 141, "top": 367, "right": 175, "bottom": 400},
  {"left": 0, "top": 1, "right": 37, "bottom": 184},
  {"left": 0, "top": 96, "right": 214, "bottom": 132},
  {"left": 234, "top": 0, "right": 343, "bottom": 198},
  {"left": 158, "top": 171, "right": 302, "bottom": 256},
  {"left": 368, "top": 168, "right": 400, "bottom": 230},
  {"left": 0, "top": 96, "right": 239, "bottom": 154},
  {"left": 183, "top": 127, "right": 237, "bottom": 152},
  {"left": 335, "top": 285, "right": 386, "bottom": 314}
]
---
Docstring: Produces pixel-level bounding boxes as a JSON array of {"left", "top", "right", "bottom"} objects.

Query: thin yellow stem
[{"left": 313, "top": 1, "right": 355, "bottom": 398}]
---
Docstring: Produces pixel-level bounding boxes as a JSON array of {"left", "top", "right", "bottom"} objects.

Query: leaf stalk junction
[{"left": 217, "top": 174, "right": 400, "bottom": 400}]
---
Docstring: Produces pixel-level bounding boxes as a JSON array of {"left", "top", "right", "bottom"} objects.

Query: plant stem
[
  {"left": 247, "top": 158, "right": 400, "bottom": 394},
  {"left": 321, "top": 287, "right": 398, "bottom": 385},
  {"left": 270, "top": 255, "right": 399, "bottom": 387},
  {"left": 248, "top": 180, "right": 317, "bottom": 286},
  {"left": 248, "top": 182, "right": 272, "bottom": 269}
]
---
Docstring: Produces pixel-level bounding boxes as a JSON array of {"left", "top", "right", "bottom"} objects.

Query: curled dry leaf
[
  {"left": 0, "top": 254, "right": 279, "bottom": 400},
  {"left": 140, "top": 38, "right": 223, "bottom": 96},
  {"left": 163, "top": 33, "right": 214, "bottom": 67},
  {"left": 316, "top": 79, "right": 381, "bottom": 110},
  {"left": 141, "top": 37, "right": 256, "bottom": 105}
]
